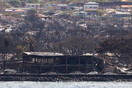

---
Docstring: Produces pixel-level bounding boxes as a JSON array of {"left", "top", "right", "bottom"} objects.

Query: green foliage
[
  {"left": 16, "top": 45, "right": 28, "bottom": 53},
  {"left": 97, "top": 9, "right": 106, "bottom": 16},
  {"left": 27, "top": 37, "right": 36, "bottom": 52},
  {"left": 8, "top": 0, "right": 21, "bottom": 7},
  {"left": 26, "top": 0, "right": 39, "bottom": 3}
]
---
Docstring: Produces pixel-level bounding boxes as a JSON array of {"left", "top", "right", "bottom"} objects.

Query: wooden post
[
  {"left": 79, "top": 56, "right": 80, "bottom": 71},
  {"left": 92, "top": 57, "right": 94, "bottom": 71},
  {"left": 23, "top": 57, "right": 26, "bottom": 73},
  {"left": 66, "top": 56, "right": 68, "bottom": 73},
  {"left": 25, "top": 63, "right": 27, "bottom": 74},
  {"left": 24, "top": 58, "right": 27, "bottom": 74},
  {"left": 39, "top": 65, "right": 41, "bottom": 74},
  {"left": 53, "top": 57, "right": 55, "bottom": 72},
  {"left": 47, "top": 58, "right": 49, "bottom": 64},
  {"left": 39, "top": 58, "right": 41, "bottom": 74},
  {"left": 103, "top": 53, "right": 106, "bottom": 73}
]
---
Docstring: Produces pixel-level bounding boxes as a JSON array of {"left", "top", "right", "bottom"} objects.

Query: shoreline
[{"left": 0, "top": 74, "right": 132, "bottom": 82}]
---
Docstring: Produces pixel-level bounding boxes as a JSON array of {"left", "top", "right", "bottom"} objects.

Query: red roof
[
  {"left": 14, "top": 9, "right": 25, "bottom": 12},
  {"left": 121, "top": 5, "right": 132, "bottom": 8}
]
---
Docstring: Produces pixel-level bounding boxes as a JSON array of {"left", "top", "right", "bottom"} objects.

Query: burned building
[{"left": 22, "top": 52, "right": 104, "bottom": 74}]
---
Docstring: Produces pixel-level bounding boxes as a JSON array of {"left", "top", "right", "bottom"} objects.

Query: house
[
  {"left": 73, "top": 11, "right": 87, "bottom": 17},
  {"left": 74, "top": 7, "right": 83, "bottom": 11},
  {"left": 5, "top": 8, "right": 30, "bottom": 13},
  {"left": 122, "top": 0, "right": 130, "bottom": 2},
  {"left": 118, "top": 5, "right": 132, "bottom": 12},
  {"left": 68, "top": 4, "right": 76, "bottom": 10},
  {"left": 45, "top": 4, "right": 55, "bottom": 8},
  {"left": 4, "top": 0, "right": 10, "bottom": 2},
  {"left": 69, "top": 3, "right": 84, "bottom": 10},
  {"left": 113, "top": 11, "right": 131, "bottom": 18},
  {"left": 84, "top": 2, "right": 99, "bottom": 11},
  {"left": 55, "top": 4, "right": 69, "bottom": 11},
  {"left": 25, "top": 3, "right": 41, "bottom": 10},
  {"left": 84, "top": 2, "right": 99, "bottom": 15},
  {"left": 38, "top": 14, "right": 52, "bottom": 20},
  {"left": 13, "top": 9, "right": 26, "bottom": 14},
  {"left": 75, "top": 3, "right": 84, "bottom": 7}
]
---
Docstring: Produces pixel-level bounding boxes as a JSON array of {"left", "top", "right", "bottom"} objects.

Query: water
[{"left": 0, "top": 82, "right": 131, "bottom": 88}]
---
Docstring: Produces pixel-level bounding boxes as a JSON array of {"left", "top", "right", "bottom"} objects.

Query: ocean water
[{"left": 0, "top": 82, "right": 132, "bottom": 88}]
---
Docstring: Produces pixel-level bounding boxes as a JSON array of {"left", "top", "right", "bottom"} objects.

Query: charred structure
[{"left": 22, "top": 52, "right": 104, "bottom": 74}]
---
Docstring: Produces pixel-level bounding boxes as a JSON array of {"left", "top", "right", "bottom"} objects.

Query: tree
[
  {"left": 96, "top": 36, "right": 132, "bottom": 65},
  {"left": 24, "top": 10, "right": 41, "bottom": 29},
  {"left": 97, "top": 9, "right": 106, "bottom": 16},
  {"left": 8, "top": 0, "right": 21, "bottom": 7},
  {"left": 26, "top": 0, "right": 38, "bottom": 3},
  {"left": 25, "top": 10, "right": 39, "bottom": 24},
  {"left": 54, "top": 37, "right": 98, "bottom": 55}
]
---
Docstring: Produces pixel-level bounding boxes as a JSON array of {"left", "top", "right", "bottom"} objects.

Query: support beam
[
  {"left": 79, "top": 56, "right": 80, "bottom": 71},
  {"left": 53, "top": 57, "right": 55, "bottom": 72},
  {"left": 66, "top": 56, "right": 68, "bottom": 73}
]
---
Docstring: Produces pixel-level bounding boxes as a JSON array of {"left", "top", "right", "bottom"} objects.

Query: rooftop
[
  {"left": 115, "top": 11, "right": 130, "bottom": 15},
  {"left": 121, "top": 5, "right": 132, "bottom": 8},
  {"left": 85, "top": 2, "right": 98, "bottom": 5},
  {"left": 57, "top": 4, "right": 68, "bottom": 7},
  {"left": 23, "top": 52, "right": 64, "bottom": 57},
  {"left": 26, "top": 3, "right": 40, "bottom": 5}
]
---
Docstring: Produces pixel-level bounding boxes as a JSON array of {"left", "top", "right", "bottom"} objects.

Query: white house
[
  {"left": 83, "top": 2, "right": 99, "bottom": 15},
  {"left": 73, "top": 11, "right": 87, "bottom": 17},
  {"left": 25, "top": 3, "right": 40, "bottom": 9},
  {"left": 84, "top": 2, "right": 99, "bottom": 11},
  {"left": 113, "top": 11, "right": 131, "bottom": 18},
  {"left": 55, "top": 4, "right": 69, "bottom": 11}
]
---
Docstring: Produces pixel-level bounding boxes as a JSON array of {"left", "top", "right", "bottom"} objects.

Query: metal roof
[
  {"left": 115, "top": 11, "right": 130, "bottom": 15},
  {"left": 85, "top": 2, "right": 98, "bottom": 5},
  {"left": 23, "top": 52, "right": 104, "bottom": 58},
  {"left": 23, "top": 52, "right": 64, "bottom": 57},
  {"left": 26, "top": 3, "right": 40, "bottom": 5},
  {"left": 22, "top": 52, "right": 103, "bottom": 61}
]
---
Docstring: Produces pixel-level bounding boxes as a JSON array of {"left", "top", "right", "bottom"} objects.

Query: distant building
[
  {"left": 73, "top": 7, "right": 83, "bottom": 11},
  {"left": 113, "top": 11, "right": 131, "bottom": 18},
  {"left": 5, "top": 8, "right": 30, "bottom": 12},
  {"left": 45, "top": 4, "right": 55, "bottom": 8},
  {"left": 119, "top": 5, "right": 132, "bottom": 12},
  {"left": 75, "top": 3, "right": 84, "bottom": 7},
  {"left": 84, "top": 2, "right": 99, "bottom": 11},
  {"left": 73, "top": 11, "right": 87, "bottom": 17},
  {"left": 84, "top": 2, "right": 99, "bottom": 15},
  {"left": 121, "top": 0, "right": 130, "bottom": 2},
  {"left": 38, "top": 14, "right": 52, "bottom": 20},
  {"left": 4, "top": 0, "right": 10, "bottom": 2},
  {"left": 25, "top": 3, "right": 40, "bottom": 9},
  {"left": 55, "top": 4, "right": 69, "bottom": 11},
  {"left": 13, "top": 9, "right": 26, "bottom": 14}
]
